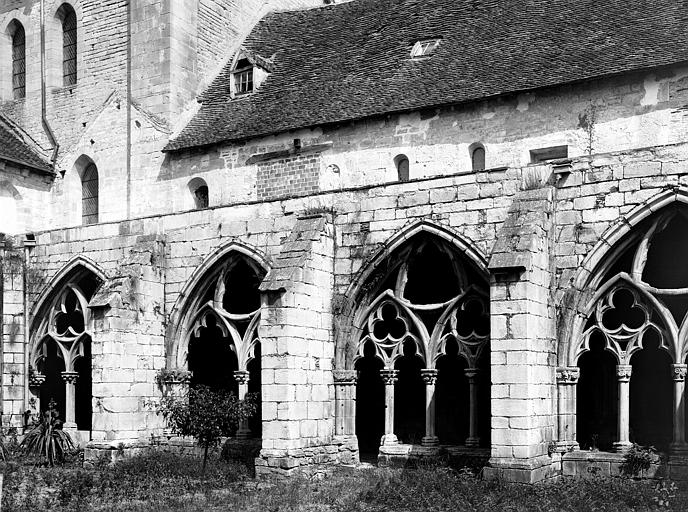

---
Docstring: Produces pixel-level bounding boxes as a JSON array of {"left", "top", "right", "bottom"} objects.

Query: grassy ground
[{"left": 2, "top": 451, "right": 687, "bottom": 511}]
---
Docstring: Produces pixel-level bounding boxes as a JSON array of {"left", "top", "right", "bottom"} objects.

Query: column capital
[
  {"left": 380, "top": 369, "right": 399, "bottom": 385},
  {"left": 464, "top": 367, "right": 480, "bottom": 381},
  {"left": 420, "top": 369, "right": 439, "bottom": 385},
  {"left": 233, "top": 370, "right": 250, "bottom": 385},
  {"left": 29, "top": 372, "right": 46, "bottom": 388},
  {"left": 616, "top": 365, "right": 632, "bottom": 382},
  {"left": 333, "top": 369, "right": 357, "bottom": 385},
  {"left": 672, "top": 364, "right": 688, "bottom": 382},
  {"left": 61, "top": 371, "right": 79, "bottom": 384},
  {"left": 556, "top": 366, "right": 580, "bottom": 384}
]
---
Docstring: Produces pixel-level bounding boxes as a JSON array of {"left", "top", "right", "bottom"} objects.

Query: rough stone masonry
[{"left": 2, "top": 0, "right": 688, "bottom": 482}]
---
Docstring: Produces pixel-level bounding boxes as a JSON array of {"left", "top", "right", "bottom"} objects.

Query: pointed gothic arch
[
  {"left": 29, "top": 259, "right": 104, "bottom": 431},
  {"left": 336, "top": 223, "right": 490, "bottom": 455},
  {"left": 557, "top": 192, "right": 688, "bottom": 453}
]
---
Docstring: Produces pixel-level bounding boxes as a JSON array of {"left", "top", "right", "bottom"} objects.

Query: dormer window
[
  {"left": 410, "top": 38, "right": 441, "bottom": 59},
  {"left": 233, "top": 58, "right": 254, "bottom": 95}
]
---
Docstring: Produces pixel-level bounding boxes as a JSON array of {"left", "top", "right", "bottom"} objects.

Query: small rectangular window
[
  {"left": 530, "top": 145, "right": 568, "bottom": 163},
  {"left": 234, "top": 69, "right": 254, "bottom": 95}
]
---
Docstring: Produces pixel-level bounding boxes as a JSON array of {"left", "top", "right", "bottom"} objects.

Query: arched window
[
  {"left": 188, "top": 177, "right": 209, "bottom": 209},
  {"left": 352, "top": 234, "right": 490, "bottom": 455},
  {"left": 11, "top": 21, "right": 25, "bottom": 99},
  {"left": 570, "top": 207, "right": 688, "bottom": 454},
  {"left": 30, "top": 270, "right": 101, "bottom": 431},
  {"left": 471, "top": 144, "right": 485, "bottom": 171},
  {"left": 59, "top": 4, "right": 77, "bottom": 86},
  {"left": 81, "top": 163, "right": 98, "bottom": 225},
  {"left": 395, "top": 154, "right": 409, "bottom": 182}
]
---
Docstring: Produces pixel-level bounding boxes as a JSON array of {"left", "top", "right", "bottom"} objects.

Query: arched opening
[
  {"left": 629, "top": 331, "right": 672, "bottom": 451},
  {"left": 571, "top": 205, "right": 688, "bottom": 454},
  {"left": 81, "top": 162, "right": 98, "bottom": 225},
  {"left": 31, "top": 268, "right": 101, "bottom": 431},
  {"left": 179, "top": 251, "right": 267, "bottom": 439},
  {"left": 188, "top": 177, "right": 209, "bottom": 209},
  {"left": 57, "top": 4, "right": 77, "bottom": 86},
  {"left": 355, "top": 341, "right": 385, "bottom": 458},
  {"left": 9, "top": 20, "right": 25, "bottom": 99},
  {"left": 351, "top": 232, "right": 489, "bottom": 456},
  {"left": 394, "top": 154, "right": 409, "bottom": 182},
  {"left": 470, "top": 143, "right": 485, "bottom": 171},
  {"left": 577, "top": 332, "right": 618, "bottom": 451}
]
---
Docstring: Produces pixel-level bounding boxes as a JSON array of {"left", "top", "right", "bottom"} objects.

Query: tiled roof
[
  {"left": 0, "top": 115, "right": 53, "bottom": 173},
  {"left": 166, "top": 0, "right": 688, "bottom": 151}
]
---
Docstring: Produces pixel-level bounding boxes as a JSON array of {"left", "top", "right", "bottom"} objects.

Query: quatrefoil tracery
[
  {"left": 186, "top": 263, "right": 262, "bottom": 372},
  {"left": 356, "top": 283, "right": 489, "bottom": 370},
  {"left": 32, "top": 284, "right": 92, "bottom": 374}
]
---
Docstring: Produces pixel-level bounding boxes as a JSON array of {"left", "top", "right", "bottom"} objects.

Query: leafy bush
[
  {"left": 621, "top": 443, "right": 661, "bottom": 477},
  {"left": 156, "top": 385, "right": 257, "bottom": 473},
  {"left": 19, "top": 401, "right": 76, "bottom": 466}
]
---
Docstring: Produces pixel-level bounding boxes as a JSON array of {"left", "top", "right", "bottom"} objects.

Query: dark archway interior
[
  {"left": 74, "top": 336, "right": 92, "bottom": 430},
  {"left": 629, "top": 332, "right": 672, "bottom": 451},
  {"left": 394, "top": 340, "right": 425, "bottom": 445},
  {"left": 247, "top": 342, "right": 262, "bottom": 436},
  {"left": 436, "top": 339, "right": 469, "bottom": 444},
  {"left": 577, "top": 333, "right": 618, "bottom": 451},
  {"left": 403, "top": 241, "right": 461, "bottom": 304},
  {"left": 355, "top": 341, "right": 384, "bottom": 456},
  {"left": 188, "top": 317, "right": 239, "bottom": 396},
  {"left": 222, "top": 258, "right": 265, "bottom": 315},
  {"left": 39, "top": 338, "right": 66, "bottom": 421}
]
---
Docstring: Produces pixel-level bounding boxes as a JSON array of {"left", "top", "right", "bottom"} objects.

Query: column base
[
  {"left": 613, "top": 441, "right": 633, "bottom": 453},
  {"left": 380, "top": 433, "right": 398, "bottom": 446},
  {"left": 553, "top": 440, "right": 579, "bottom": 453},
  {"left": 670, "top": 442, "right": 688, "bottom": 456},
  {"left": 465, "top": 436, "right": 480, "bottom": 448},
  {"left": 421, "top": 436, "right": 439, "bottom": 447},
  {"left": 236, "top": 429, "right": 252, "bottom": 440},
  {"left": 63, "top": 422, "right": 77, "bottom": 430}
]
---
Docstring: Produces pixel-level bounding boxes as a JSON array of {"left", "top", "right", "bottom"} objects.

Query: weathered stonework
[{"left": 2, "top": 0, "right": 688, "bottom": 483}]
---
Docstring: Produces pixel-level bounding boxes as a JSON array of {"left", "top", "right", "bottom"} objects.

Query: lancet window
[
  {"left": 353, "top": 234, "right": 489, "bottom": 453},
  {"left": 30, "top": 272, "right": 99, "bottom": 431}
]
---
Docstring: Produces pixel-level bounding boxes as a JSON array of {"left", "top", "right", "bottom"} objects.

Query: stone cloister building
[{"left": 2, "top": 0, "right": 688, "bottom": 482}]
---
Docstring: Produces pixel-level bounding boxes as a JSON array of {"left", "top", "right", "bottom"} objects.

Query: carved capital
[
  {"left": 616, "top": 365, "right": 632, "bottom": 382},
  {"left": 233, "top": 370, "right": 250, "bottom": 386},
  {"left": 333, "top": 369, "right": 357, "bottom": 385},
  {"left": 379, "top": 369, "right": 399, "bottom": 385},
  {"left": 29, "top": 372, "right": 46, "bottom": 388},
  {"left": 672, "top": 364, "right": 688, "bottom": 382},
  {"left": 556, "top": 366, "right": 580, "bottom": 385},
  {"left": 61, "top": 371, "right": 79, "bottom": 384},
  {"left": 420, "top": 369, "right": 439, "bottom": 385},
  {"left": 464, "top": 367, "right": 480, "bottom": 381}
]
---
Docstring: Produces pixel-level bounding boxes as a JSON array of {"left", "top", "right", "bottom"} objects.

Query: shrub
[
  {"left": 620, "top": 443, "right": 660, "bottom": 477},
  {"left": 19, "top": 401, "right": 75, "bottom": 466},
  {"left": 156, "top": 385, "right": 257, "bottom": 473}
]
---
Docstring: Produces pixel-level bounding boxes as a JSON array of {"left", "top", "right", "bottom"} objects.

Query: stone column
[
  {"left": 234, "top": 370, "right": 251, "bottom": 439},
  {"left": 380, "top": 369, "right": 399, "bottom": 446},
  {"left": 334, "top": 370, "right": 357, "bottom": 436},
  {"left": 555, "top": 366, "right": 580, "bottom": 451},
  {"left": 420, "top": 369, "right": 439, "bottom": 446},
  {"left": 61, "top": 371, "right": 79, "bottom": 429},
  {"left": 614, "top": 365, "right": 632, "bottom": 453},
  {"left": 465, "top": 368, "right": 481, "bottom": 448},
  {"left": 671, "top": 364, "right": 688, "bottom": 453},
  {"left": 27, "top": 371, "right": 46, "bottom": 427}
]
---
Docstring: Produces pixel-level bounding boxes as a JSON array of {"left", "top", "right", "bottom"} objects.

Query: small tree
[{"left": 156, "top": 385, "right": 257, "bottom": 473}]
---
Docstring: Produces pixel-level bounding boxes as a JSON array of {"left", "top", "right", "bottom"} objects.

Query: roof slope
[
  {"left": 0, "top": 115, "right": 53, "bottom": 173},
  {"left": 166, "top": 0, "right": 688, "bottom": 151}
]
